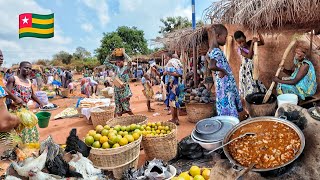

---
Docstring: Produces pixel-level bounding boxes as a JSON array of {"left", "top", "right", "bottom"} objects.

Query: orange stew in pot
[{"left": 228, "top": 121, "right": 301, "bottom": 169}]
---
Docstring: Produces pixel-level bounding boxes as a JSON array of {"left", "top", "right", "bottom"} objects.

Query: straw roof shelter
[
  {"left": 204, "top": 0, "right": 320, "bottom": 33},
  {"left": 153, "top": 26, "right": 210, "bottom": 54}
]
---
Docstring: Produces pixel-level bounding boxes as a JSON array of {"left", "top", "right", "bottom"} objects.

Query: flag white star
[{"left": 22, "top": 16, "right": 29, "bottom": 24}]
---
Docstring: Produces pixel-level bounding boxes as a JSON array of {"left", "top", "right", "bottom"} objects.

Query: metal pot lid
[
  {"left": 195, "top": 119, "right": 222, "bottom": 134},
  {"left": 193, "top": 117, "right": 239, "bottom": 142},
  {"left": 191, "top": 130, "right": 219, "bottom": 143}
]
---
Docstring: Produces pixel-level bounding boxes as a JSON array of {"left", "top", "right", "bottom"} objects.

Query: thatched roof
[
  {"left": 204, "top": 0, "right": 320, "bottom": 33},
  {"left": 153, "top": 25, "right": 210, "bottom": 52}
]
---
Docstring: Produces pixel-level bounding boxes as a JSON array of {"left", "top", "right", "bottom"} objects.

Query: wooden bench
[{"left": 299, "top": 93, "right": 320, "bottom": 106}]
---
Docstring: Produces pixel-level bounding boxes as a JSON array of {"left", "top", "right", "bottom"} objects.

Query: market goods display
[
  {"left": 228, "top": 121, "right": 301, "bottom": 169},
  {"left": 80, "top": 98, "right": 105, "bottom": 108},
  {"left": 12, "top": 108, "right": 38, "bottom": 132},
  {"left": 84, "top": 124, "right": 142, "bottom": 149},
  {"left": 40, "top": 103, "right": 58, "bottom": 111},
  {"left": 185, "top": 87, "right": 215, "bottom": 104},
  {"left": 123, "top": 159, "right": 176, "bottom": 179},
  {"left": 45, "top": 90, "right": 56, "bottom": 97},
  {"left": 53, "top": 107, "right": 78, "bottom": 119},
  {"left": 142, "top": 122, "right": 177, "bottom": 161},
  {"left": 173, "top": 166, "right": 211, "bottom": 180},
  {"left": 140, "top": 122, "right": 173, "bottom": 137}
]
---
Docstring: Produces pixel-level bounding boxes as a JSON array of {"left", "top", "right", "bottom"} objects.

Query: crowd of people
[{"left": 0, "top": 24, "right": 318, "bottom": 138}]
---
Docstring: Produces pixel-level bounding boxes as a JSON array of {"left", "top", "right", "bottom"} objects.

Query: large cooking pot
[{"left": 222, "top": 116, "right": 305, "bottom": 172}]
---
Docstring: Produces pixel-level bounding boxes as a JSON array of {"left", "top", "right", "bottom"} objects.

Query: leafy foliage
[
  {"left": 95, "top": 26, "right": 149, "bottom": 64},
  {"left": 159, "top": 16, "right": 205, "bottom": 34},
  {"left": 53, "top": 51, "right": 73, "bottom": 65}
]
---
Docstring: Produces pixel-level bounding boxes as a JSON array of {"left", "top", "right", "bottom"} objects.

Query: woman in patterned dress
[
  {"left": 234, "top": 31, "right": 266, "bottom": 98},
  {"left": 6, "top": 61, "right": 44, "bottom": 143},
  {"left": 104, "top": 50, "right": 134, "bottom": 117},
  {"left": 273, "top": 46, "right": 317, "bottom": 100},
  {"left": 208, "top": 24, "right": 243, "bottom": 117}
]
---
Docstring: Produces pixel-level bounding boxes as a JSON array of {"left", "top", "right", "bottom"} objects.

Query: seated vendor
[{"left": 273, "top": 45, "right": 317, "bottom": 100}]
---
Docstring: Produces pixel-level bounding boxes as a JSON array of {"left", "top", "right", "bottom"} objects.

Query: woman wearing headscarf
[
  {"left": 273, "top": 45, "right": 317, "bottom": 100},
  {"left": 104, "top": 48, "right": 134, "bottom": 117}
]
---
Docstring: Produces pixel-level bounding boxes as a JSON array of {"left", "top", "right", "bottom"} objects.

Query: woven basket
[
  {"left": 186, "top": 103, "right": 216, "bottom": 123},
  {"left": 106, "top": 115, "right": 147, "bottom": 127},
  {"left": 142, "top": 122, "right": 177, "bottom": 162},
  {"left": 88, "top": 136, "right": 141, "bottom": 178},
  {"left": 90, "top": 106, "right": 115, "bottom": 127},
  {"left": 61, "top": 89, "right": 69, "bottom": 97},
  {"left": 103, "top": 154, "right": 139, "bottom": 179}
]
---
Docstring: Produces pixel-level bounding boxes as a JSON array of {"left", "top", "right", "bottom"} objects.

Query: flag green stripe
[
  {"left": 32, "top": 13, "right": 54, "bottom": 19},
  {"left": 19, "top": 32, "right": 54, "bottom": 39},
  {"left": 32, "top": 23, "right": 54, "bottom": 29}
]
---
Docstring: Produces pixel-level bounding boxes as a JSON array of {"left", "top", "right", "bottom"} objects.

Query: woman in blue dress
[
  {"left": 273, "top": 46, "right": 317, "bottom": 100},
  {"left": 207, "top": 24, "right": 243, "bottom": 117}
]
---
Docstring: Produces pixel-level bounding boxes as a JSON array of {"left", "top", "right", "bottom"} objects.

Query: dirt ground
[{"left": 0, "top": 80, "right": 195, "bottom": 175}]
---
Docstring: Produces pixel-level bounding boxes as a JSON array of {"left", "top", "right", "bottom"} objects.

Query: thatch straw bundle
[
  {"left": 205, "top": 0, "right": 320, "bottom": 33},
  {"left": 153, "top": 26, "right": 209, "bottom": 51}
]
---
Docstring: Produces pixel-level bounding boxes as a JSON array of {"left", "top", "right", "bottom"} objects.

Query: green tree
[
  {"left": 159, "top": 16, "right": 204, "bottom": 34},
  {"left": 53, "top": 51, "right": 73, "bottom": 65},
  {"left": 34, "top": 59, "right": 50, "bottom": 66},
  {"left": 95, "top": 26, "right": 149, "bottom": 64},
  {"left": 73, "top": 46, "right": 91, "bottom": 60}
]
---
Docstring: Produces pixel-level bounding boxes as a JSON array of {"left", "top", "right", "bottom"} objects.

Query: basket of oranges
[{"left": 84, "top": 123, "right": 143, "bottom": 179}]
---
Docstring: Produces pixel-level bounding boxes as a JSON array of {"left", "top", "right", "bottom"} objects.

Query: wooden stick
[
  {"left": 253, "top": 32, "right": 259, "bottom": 80},
  {"left": 226, "top": 35, "right": 233, "bottom": 62},
  {"left": 262, "top": 38, "right": 297, "bottom": 103},
  {"left": 310, "top": 30, "right": 314, "bottom": 57}
]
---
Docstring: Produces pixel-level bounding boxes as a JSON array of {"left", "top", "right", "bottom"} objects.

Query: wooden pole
[
  {"left": 193, "top": 45, "right": 197, "bottom": 88},
  {"left": 252, "top": 32, "right": 259, "bottom": 80},
  {"left": 182, "top": 49, "right": 187, "bottom": 84},
  {"left": 226, "top": 36, "right": 233, "bottom": 62},
  {"left": 263, "top": 38, "right": 297, "bottom": 103},
  {"left": 310, "top": 30, "right": 314, "bottom": 57}
]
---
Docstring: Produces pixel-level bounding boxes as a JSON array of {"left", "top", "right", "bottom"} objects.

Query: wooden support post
[
  {"left": 310, "top": 30, "right": 314, "bottom": 57},
  {"left": 253, "top": 32, "right": 259, "bottom": 80},
  {"left": 226, "top": 35, "right": 233, "bottom": 62},
  {"left": 193, "top": 45, "right": 197, "bottom": 88}
]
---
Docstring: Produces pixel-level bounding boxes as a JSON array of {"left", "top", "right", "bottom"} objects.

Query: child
[
  {"left": 68, "top": 81, "right": 75, "bottom": 94},
  {"left": 142, "top": 73, "right": 155, "bottom": 112},
  {"left": 80, "top": 78, "right": 90, "bottom": 98},
  {"left": 234, "top": 31, "right": 266, "bottom": 98},
  {"left": 207, "top": 24, "right": 243, "bottom": 118}
]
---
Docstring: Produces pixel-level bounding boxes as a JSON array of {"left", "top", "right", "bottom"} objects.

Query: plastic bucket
[
  {"left": 277, "top": 94, "right": 298, "bottom": 107},
  {"left": 36, "top": 112, "right": 51, "bottom": 128}
]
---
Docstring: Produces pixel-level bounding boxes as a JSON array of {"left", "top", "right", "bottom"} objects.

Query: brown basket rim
[
  {"left": 87, "top": 135, "right": 142, "bottom": 153},
  {"left": 106, "top": 114, "right": 148, "bottom": 126}
]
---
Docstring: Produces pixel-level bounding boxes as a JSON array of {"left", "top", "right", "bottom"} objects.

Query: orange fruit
[
  {"left": 100, "top": 136, "right": 108, "bottom": 144},
  {"left": 119, "top": 138, "right": 128, "bottom": 146},
  {"left": 132, "top": 133, "right": 140, "bottom": 140},
  {"left": 94, "top": 134, "right": 102, "bottom": 141},
  {"left": 102, "top": 142, "right": 110, "bottom": 149}
]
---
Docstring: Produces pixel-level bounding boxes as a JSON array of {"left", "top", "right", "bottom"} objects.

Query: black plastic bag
[{"left": 175, "top": 135, "right": 205, "bottom": 160}]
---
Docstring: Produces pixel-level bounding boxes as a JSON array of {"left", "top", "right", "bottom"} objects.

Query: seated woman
[{"left": 273, "top": 46, "right": 317, "bottom": 100}]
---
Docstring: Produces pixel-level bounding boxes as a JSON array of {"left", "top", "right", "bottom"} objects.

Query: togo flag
[{"left": 19, "top": 13, "right": 54, "bottom": 39}]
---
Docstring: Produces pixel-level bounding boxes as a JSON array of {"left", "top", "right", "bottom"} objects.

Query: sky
[{"left": 0, "top": 0, "right": 214, "bottom": 67}]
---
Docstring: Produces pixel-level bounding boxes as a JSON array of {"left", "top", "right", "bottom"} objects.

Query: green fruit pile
[
  {"left": 84, "top": 124, "right": 142, "bottom": 149},
  {"left": 141, "top": 122, "right": 172, "bottom": 137},
  {"left": 173, "top": 166, "right": 211, "bottom": 180}
]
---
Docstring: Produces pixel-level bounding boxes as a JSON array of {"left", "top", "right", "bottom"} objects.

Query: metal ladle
[{"left": 205, "top": 132, "right": 256, "bottom": 155}]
